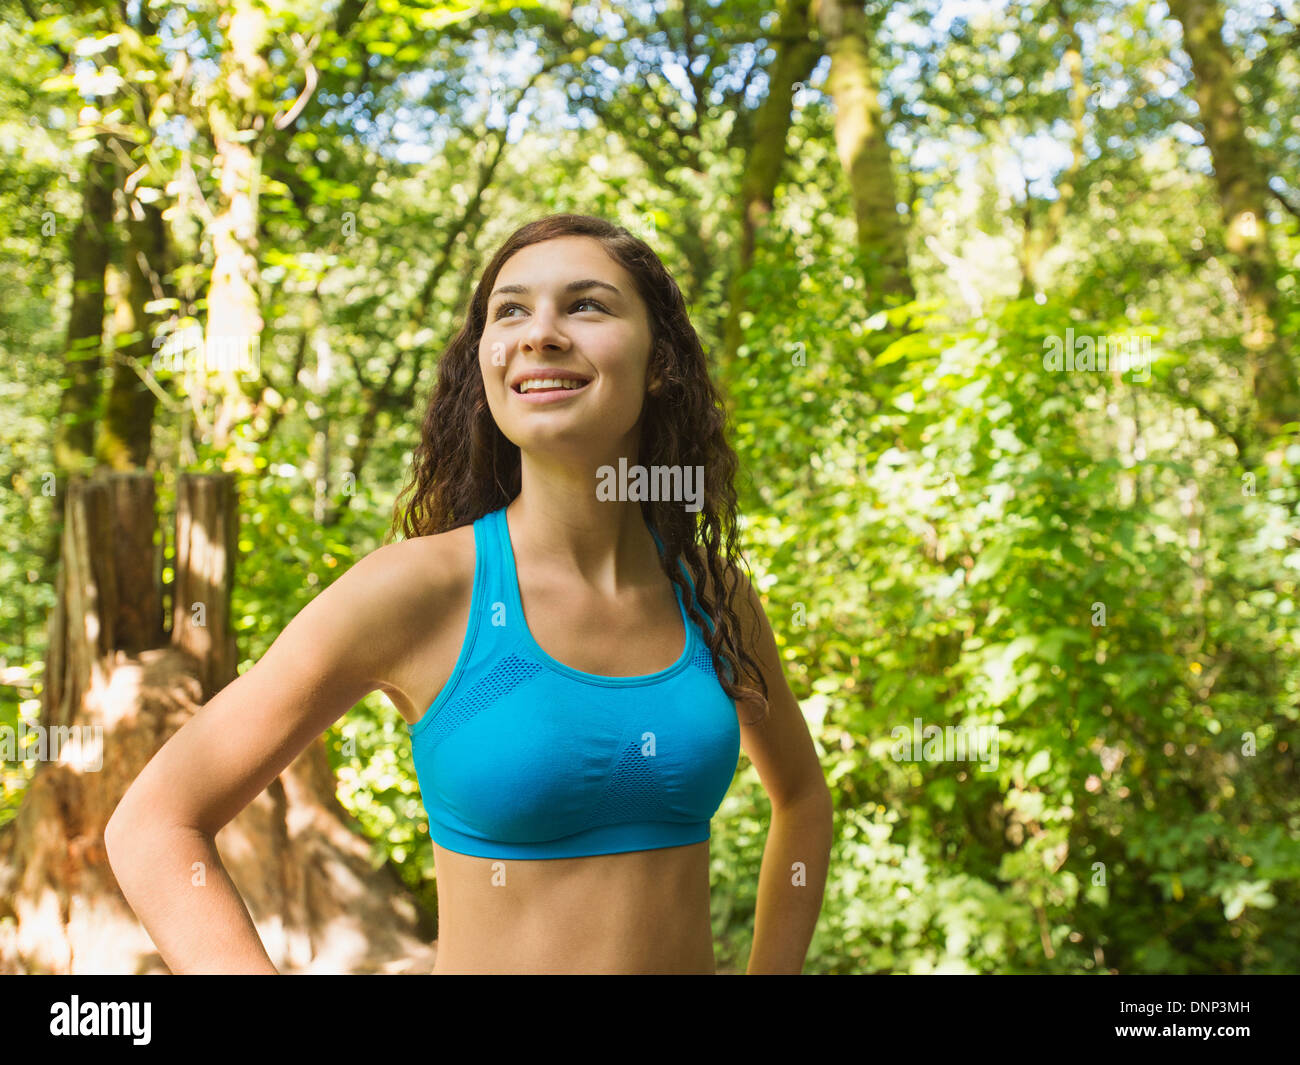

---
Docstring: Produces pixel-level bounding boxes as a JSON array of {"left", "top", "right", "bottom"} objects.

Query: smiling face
[{"left": 479, "top": 235, "right": 655, "bottom": 464}]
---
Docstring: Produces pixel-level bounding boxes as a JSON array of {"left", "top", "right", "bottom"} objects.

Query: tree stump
[{"left": 0, "top": 471, "right": 437, "bottom": 973}]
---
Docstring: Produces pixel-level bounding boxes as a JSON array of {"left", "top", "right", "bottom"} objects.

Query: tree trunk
[
  {"left": 99, "top": 200, "right": 170, "bottom": 469},
  {"left": 722, "top": 0, "right": 822, "bottom": 372},
  {"left": 53, "top": 135, "right": 116, "bottom": 475},
  {"left": 0, "top": 473, "right": 437, "bottom": 974},
  {"left": 813, "top": 0, "right": 915, "bottom": 303},
  {"left": 44, "top": 136, "right": 118, "bottom": 574},
  {"left": 1167, "top": 0, "right": 1299, "bottom": 440},
  {"left": 170, "top": 473, "right": 240, "bottom": 699}
]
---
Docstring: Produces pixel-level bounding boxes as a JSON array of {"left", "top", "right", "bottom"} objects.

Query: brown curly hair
[{"left": 387, "top": 213, "right": 769, "bottom": 726}]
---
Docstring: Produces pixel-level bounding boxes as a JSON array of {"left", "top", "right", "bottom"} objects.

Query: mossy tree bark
[
  {"left": 722, "top": 0, "right": 822, "bottom": 374},
  {"left": 1168, "top": 0, "right": 1299, "bottom": 442},
  {"left": 813, "top": 0, "right": 915, "bottom": 304}
]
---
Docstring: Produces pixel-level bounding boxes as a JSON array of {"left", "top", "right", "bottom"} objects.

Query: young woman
[{"left": 107, "top": 214, "right": 833, "bottom": 974}]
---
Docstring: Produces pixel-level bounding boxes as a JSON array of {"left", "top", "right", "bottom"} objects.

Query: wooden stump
[{"left": 0, "top": 471, "right": 437, "bottom": 974}]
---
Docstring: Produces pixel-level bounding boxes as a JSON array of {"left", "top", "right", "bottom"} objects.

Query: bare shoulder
[
  {"left": 303, "top": 526, "right": 472, "bottom": 633},
  {"left": 350, "top": 525, "right": 477, "bottom": 721},
  {"left": 364, "top": 524, "right": 476, "bottom": 612},
  {"left": 351, "top": 525, "right": 476, "bottom": 656}
]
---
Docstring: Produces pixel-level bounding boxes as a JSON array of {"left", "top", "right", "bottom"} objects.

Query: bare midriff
[{"left": 429, "top": 838, "right": 718, "bottom": 974}]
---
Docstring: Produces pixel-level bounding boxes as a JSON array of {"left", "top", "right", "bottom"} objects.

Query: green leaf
[{"left": 1025, "top": 749, "right": 1051, "bottom": 780}]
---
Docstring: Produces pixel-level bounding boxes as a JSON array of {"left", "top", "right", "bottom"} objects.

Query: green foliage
[{"left": 725, "top": 222, "right": 1300, "bottom": 969}]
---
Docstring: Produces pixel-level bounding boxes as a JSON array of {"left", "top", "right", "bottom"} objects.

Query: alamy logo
[
  {"left": 151, "top": 323, "right": 260, "bottom": 378},
  {"left": 890, "top": 718, "right": 999, "bottom": 772},
  {"left": 596, "top": 457, "right": 704, "bottom": 512},
  {"left": 1, "top": 720, "right": 102, "bottom": 771},
  {"left": 1042, "top": 328, "right": 1151, "bottom": 382},
  {"left": 49, "top": 997, "right": 151, "bottom": 1044}
]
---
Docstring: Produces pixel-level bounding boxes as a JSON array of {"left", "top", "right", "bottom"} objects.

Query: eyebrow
[{"left": 488, "top": 279, "right": 623, "bottom": 302}]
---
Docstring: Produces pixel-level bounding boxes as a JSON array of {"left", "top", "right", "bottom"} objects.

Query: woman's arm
[
  {"left": 727, "top": 571, "right": 835, "bottom": 975},
  {"left": 104, "top": 541, "right": 433, "bottom": 974}
]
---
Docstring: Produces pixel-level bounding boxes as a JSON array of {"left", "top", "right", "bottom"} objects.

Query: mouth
[{"left": 510, "top": 375, "right": 592, "bottom": 399}]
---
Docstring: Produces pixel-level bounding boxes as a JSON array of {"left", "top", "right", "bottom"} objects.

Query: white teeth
[{"left": 517, "top": 377, "right": 587, "bottom": 394}]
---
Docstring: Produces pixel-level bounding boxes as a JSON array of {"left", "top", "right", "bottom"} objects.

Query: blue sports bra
[{"left": 405, "top": 504, "right": 742, "bottom": 859}]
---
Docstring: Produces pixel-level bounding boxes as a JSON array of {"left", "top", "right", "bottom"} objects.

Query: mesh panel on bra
[
  {"left": 422, "top": 654, "right": 543, "bottom": 751},
  {"left": 691, "top": 642, "right": 716, "bottom": 675},
  {"left": 590, "top": 736, "right": 673, "bottom": 823}
]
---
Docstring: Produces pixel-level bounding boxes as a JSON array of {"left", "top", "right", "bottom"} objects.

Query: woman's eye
[{"left": 492, "top": 299, "right": 606, "bottom": 320}]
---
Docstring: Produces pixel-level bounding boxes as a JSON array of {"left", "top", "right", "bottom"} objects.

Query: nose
[{"left": 519, "top": 302, "right": 570, "bottom": 354}]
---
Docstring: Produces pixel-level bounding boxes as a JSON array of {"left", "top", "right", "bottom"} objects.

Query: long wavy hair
[{"left": 388, "top": 213, "right": 769, "bottom": 725}]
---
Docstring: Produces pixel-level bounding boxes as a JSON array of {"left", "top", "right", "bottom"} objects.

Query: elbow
[
  {"left": 103, "top": 806, "right": 128, "bottom": 870},
  {"left": 104, "top": 792, "right": 144, "bottom": 869},
  {"left": 807, "top": 786, "right": 836, "bottom": 834},
  {"left": 806, "top": 779, "right": 835, "bottom": 812},
  {"left": 816, "top": 787, "right": 835, "bottom": 827},
  {"left": 775, "top": 784, "right": 835, "bottom": 820},
  {"left": 105, "top": 792, "right": 208, "bottom": 869}
]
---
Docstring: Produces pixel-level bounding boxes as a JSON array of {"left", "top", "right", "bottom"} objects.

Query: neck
[{"left": 505, "top": 450, "right": 660, "bottom": 592}]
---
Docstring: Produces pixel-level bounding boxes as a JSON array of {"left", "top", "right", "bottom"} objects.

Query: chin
[
  {"left": 507, "top": 419, "right": 640, "bottom": 462},
  {"left": 505, "top": 422, "right": 593, "bottom": 454}
]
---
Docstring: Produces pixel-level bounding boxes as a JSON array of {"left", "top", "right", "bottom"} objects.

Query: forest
[{"left": 1, "top": 0, "right": 1297, "bottom": 975}]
